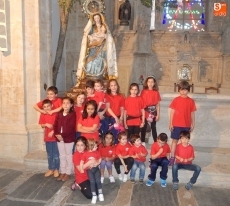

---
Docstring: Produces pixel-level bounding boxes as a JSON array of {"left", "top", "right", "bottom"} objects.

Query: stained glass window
[{"left": 161, "top": 0, "right": 205, "bottom": 32}]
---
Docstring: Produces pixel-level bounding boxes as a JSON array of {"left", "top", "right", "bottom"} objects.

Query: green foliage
[
  {"left": 140, "top": 0, "right": 163, "bottom": 11},
  {"left": 58, "top": 0, "right": 78, "bottom": 12},
  {"left": 140, "top": 0, "right": 152, "bottom": 8}
]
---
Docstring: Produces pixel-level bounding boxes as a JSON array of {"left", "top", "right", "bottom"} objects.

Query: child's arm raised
[
  {"left": 48, "top": 106, "right": 62, "bottom": 115},
  {"left": 34, "top": 103, "right": 46, "bottom": 114}
]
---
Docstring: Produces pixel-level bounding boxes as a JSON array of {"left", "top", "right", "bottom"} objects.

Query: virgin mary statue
[{"left": 76, "top": 13, "right": 118, "bottom": 86}]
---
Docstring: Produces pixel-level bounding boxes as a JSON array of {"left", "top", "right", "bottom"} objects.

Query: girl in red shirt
[
  {"left": 54, "top": 97, "right": 76, "bottom": 182},
  {"left": 140, "top": 76, "right": 161, "bottom": 143},
  {"left": 74, "top": 92, "right": 86, "bottom": 139},
  {"left": 72, "top": 136, "right": 99, "bottom": 199},
  {"left": 99, "top": 131, "right": 116, "bottom": 183},
  {"left": 77, "top": 100, "right": 100, "bottom": 142},
  {"left": 114, "top": 131, "right": 134, "bottom": 182},
  {"left": 105, "top": 79, "right": 125, "bottom": 143},
  {"left": 124, "top": 83, "right": 145, "bottom": 139}
]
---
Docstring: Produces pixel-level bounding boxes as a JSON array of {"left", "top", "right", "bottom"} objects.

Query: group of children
[{"left": 34, "top": 77, "right": 201, "bottom": 204}]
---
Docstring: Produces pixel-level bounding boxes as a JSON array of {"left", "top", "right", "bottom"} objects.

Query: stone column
[{"left": 0, "top": 0, "right": 52, "bottom": 161}]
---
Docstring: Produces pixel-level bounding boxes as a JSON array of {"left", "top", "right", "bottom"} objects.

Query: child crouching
[
  {"left": 146, "top": 133, "right": 170, "bottom": 187},
  {"left": 129, "top": 134, "right": 148, "bottom": 183}
]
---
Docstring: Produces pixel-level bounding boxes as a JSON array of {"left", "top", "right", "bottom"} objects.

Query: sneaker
[
  {"left": 101, "top": 176, "right": 104, "bottom": 184},
  {"left": 123, "top": 174, "right": 128, "bottom": 182},
  {"left": 91, "top": 195, "right": 97, "bottom": 204},
  {"left": 109, "top": 176, "right": 115, "bottom": 183},
  {"left": 173, "top": 182, "right": 179, "bottom": 190},
  {"left": 130, "top": 179, "right": 135, "bottom": 184},
  {"left": 146, "top": 179, "right": 155, "bottom": 186},
  {"left": 44, "top": 170, "right": 54, "bottom": 177},
  {"left": 185, "top": 182, "right": 193, "bottom": 190},
  {"left": 53, "top": 170, "right": 59, "bottom": 178},
  {"left": 139, "top": 179, "right": 144, "bottom": 184},
  {"left": 161, "top": 179, "right": 167, "bottom": 187},
  {"left": 118, "top": 174, "right": 122, "bottom": 181},
  {"left": 98, "top": 193, "right": 104, "bottom": 201},
  {"left": 168, "top": 157, "right": 175, "bottom": 166}
]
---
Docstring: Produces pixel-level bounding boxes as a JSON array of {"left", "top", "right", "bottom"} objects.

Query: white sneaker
[
  {"left": 98, "top": 193, "right": 104, "bottom": 201},
  {"left": 142, "top": 142, "right": 146, "bottom": 147},
  {"left": 101, "top": 176, "right": 104, "bottom": 183},
  {"left": 91, "top": 195, "right": 97, "bottom": 204},
  {"left": 118, "top": 174, "right": 122, "bottom": 181},
  {"left": 123, "top": 174, "right": 128, "bottom": 182},
  {"left": 109, "top": 176, "right": 115, "bottom": 183}
]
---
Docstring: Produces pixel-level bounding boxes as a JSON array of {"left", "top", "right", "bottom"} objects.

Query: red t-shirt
[
  {"left": 151, "top": 142, "right": 170, "bottom": 158},
  {"left": 140, "top": 89, "right": 161, "bottom": 118},
  {"left": 98, "top": 144, "right": 115, "bottom": 158},
  {"left": 77, "top": 115, "right": 100, "bottom": 141},
  {"left": 105, "top": 93, "right": 125, "bottom": 117},
  {"left": 115, "top": 143, "right": 131, "bottom": 157},
  {"left": 129, "top": 145, "right": 148, "bottom": 162},
  {"left": 125, "top": 96, "right": 144, "bottom": 126},
  {"left": 175, "top": 143, "right": 195, "bottom": 164},
  {"left": 169, "top": 96, "right": 196, "bottom": 127},
  {"left": 73, "top": 151, "right": 88, "bottom": 184},
  {"left": 74, "top": 105, "right": 84, "bottom": 131},
  {"left": 37, "top": 98, "right": 62, "bottom": 110},
  {"left": 39, "top": 113, "right": 57, "bottom": 142},
  {"left": 81, "top": 150, "right": 101, "bottom": 163},
  {"left": 95, "top": 91, "right": 106, "bottom": 110}
]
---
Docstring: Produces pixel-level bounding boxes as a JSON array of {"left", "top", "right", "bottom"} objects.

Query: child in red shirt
[
  {"left": 80, "top": 138, "right": 104, "bottom": 204},
  {"left": 124, "top": 83, "right": 145, "bottom": 139},
  {"left": 172, "top": 131, "right": 201, "bottom": 190},
  {"left": 99, "top": 131, "right": 116, "bottom": 183},
  {"left": 105, "top": 79, "right": 125, "bottom": 143},
  {"left": 169, "top": 80, "right": 196, "bottom": 166},
  {"left": 114, "top": 131, "right": 134, "bottom": 182},
  {"left": 39, "top": 99, "right": 59, "bottom": 178},
  {"left": 140, "top": 76, "right": 161, "bottom": 144},
  {"left": 74, "top": 92, "right": 86, "bottom": 139},
  {"left": 34, "top": 86, "right": 62, "bottom": 115},
  {"left": 54, "top": 97, "right": 76, "bottom": 182},
  {"left": 146, "top": 133, "right": 170, "bottom": 187},
  {"left": 77, "top": 100, "right": 100, "bottom": 142},
  {"left": 129, "top": 134, "right": 148, "bottom": 183}
]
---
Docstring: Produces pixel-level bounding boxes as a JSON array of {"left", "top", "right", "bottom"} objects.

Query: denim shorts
[{"left": 171, "top": 127, "right": 190, "bottom": 140}]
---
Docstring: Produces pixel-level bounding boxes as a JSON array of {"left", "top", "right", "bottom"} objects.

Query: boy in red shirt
[
  {"left": 129, "top": 134, "right": 148, "bottom": 183},
  {"left": 146, "top": 133, "right": 170, "bottom": 187},
  {"left": 34, "top": 86, "right": 62, "bottom": 115},
  {"left": 172, "top": 131, "right": 201, "bottom": 190},
  {"left": 39, "top": 99, "right": 59, "bottom": 177},
  {"left": 169, "top": 80, "right": 196, "bottom": 166},
  {"left": 114, "top": 131, "right": 134, "bottom": 182}
]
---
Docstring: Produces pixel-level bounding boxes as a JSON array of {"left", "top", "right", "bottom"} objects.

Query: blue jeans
[
  {"left": 45, "top": 142, "right": 60, "bottom": 170},
  {"left": 130, "top": 160, "right": 146, "bottom": 180},
  {"left": 100, "top": 159, "right": 113, "bottom": 170},
  {"left": 172, "top": 163, "right": 201, "bottom": 184},
  {"left": 148, "top": 157, "right": 169, "bottom": 181},
  {"left": 87, "top": 167, "right": 102, "bottom": 193}
]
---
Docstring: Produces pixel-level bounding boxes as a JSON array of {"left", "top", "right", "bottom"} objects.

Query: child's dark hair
[
  {"left": 178, "top": 80, "right": 190, "bottom": 91},
  {"left": 130, "top": 134, "right": 141, "bottom": 145},
  {"left": 85, "top": 80, "right": 95, "bottom": 89},
  {"left": 75, "top": 136, "right": 88, "bottom": 149},
  {"left": 157, "top": 133, "right": 168, "bottom": 142},
  {"left": 87, "top": 138, "right": 97, "bottom": 150},
  {"left": 47, "top": 86, "right": 58, "bottom": 94},
  {"left": 82, "top": 100, "right": 98, "bottom": 119},
  {"left": 143, "top": 76, "right": 159, "bottom": 91},
  {"left": 179, "top": 130, "right": 190, "bottom": 139},
  {"left": 94, "top": 79, "right": 104, "bottom": 87},
  {"left": 42, "top": 99, "right": 52, "bottom": 106},
  {"left": 75, "top": 91, "right": 86, "bottom": 104},
  {"left": 106, "top": 79, "right": 120, "bottom": 94},
  {"left": 61, "top": 97, "right": 74, "bottom": 113},
  {"left": 117, "top": 131, "right": 127, "bottom": 140},
  {"left": 129, "top": 83, "right": 139, "bottom": 94},
  {"left": 102, "top": 131, "right": 115, "bottom": 147}
]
